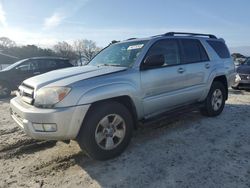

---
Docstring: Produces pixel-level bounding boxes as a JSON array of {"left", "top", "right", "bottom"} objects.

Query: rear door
[
  {"left": 141, "top": 39, "right": 188, "bottom": 117},
  {"left": 39, "top": 59, "right": 58, "bottom": 73},
  {"left": 179, "top": 39, "right": 211, "bottom": 102},
  {"left": 39, "top": 59, "right": 72, "bottom": 73}
]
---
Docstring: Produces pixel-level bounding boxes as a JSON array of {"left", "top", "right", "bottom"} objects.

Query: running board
[{"left": 140, "top": 103, "right": 203, "bottom": 127}]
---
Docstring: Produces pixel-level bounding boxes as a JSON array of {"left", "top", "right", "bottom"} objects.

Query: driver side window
[{"left": 146, "top": 39, "right": 180, "bottom": 67}]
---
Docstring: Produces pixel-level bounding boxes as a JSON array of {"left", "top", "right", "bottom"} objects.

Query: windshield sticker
[{"left": 127, "top": 44, "right": 144, "bottom": 50}]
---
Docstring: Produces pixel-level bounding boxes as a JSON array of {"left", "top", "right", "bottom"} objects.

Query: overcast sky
[{"left": 0, "top": 0, "right": 249, "bottom": 49}]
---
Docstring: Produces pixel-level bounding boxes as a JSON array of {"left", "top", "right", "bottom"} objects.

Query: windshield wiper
[{"left": 98, "top": 64, "right": 123, "bottom": 67}]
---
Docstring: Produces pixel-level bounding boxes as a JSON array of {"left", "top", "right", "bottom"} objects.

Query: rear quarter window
[
  {"left": 207, "top": 40, "right": 230, "bottom": 59},
  {"left": 58, "top": 60, "right": 72, "bottom": 67}
]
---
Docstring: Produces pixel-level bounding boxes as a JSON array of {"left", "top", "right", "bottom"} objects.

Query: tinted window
[
  {"left": 199, "top": 43, "right": 209, "bottom": 62},
  {"left": 57, "top": 60, "right": 72, "bottom": 68},
  {"left": 146, "top": 39, "right": 180, "bottom": 66},
  {"left": 207, "top": 40, "right": 230, "bottom": 59},
  {"left": 181, "top": 39, "right": 209, "bottom": 64},
  {"left": 16, "top": 60, "right": 40, "bottom": 72},
  {"left": 40, "top": 60, "right": 58, "bottom": 70}
]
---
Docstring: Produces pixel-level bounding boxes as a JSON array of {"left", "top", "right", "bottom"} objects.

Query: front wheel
[
  {"left": 200, "top": 81, "right": 226, "bottom": 117},
  {"left": 77, "top": 101, "right": 133, "bottom": 160}
]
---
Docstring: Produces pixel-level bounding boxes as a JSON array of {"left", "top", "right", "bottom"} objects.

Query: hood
[
  {"left": 23, "top": 65, "right": 127, "bottom": 89},
  {"left": 237, "top": 65, "right": 250, "bottom": 74}
]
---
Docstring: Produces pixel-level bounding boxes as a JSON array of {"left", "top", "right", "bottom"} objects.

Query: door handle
[
  {"left": 205, "top": 63, "right": 210, "bottom": 69},
  {"left": 34, "top": 72, "right": 40, "bottom": 75},
  {"left": 178, "top": 67, "right": 185, "bottom": 74}
]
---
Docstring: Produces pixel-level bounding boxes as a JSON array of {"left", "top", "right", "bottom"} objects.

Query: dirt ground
[{"left": 1, "top": 89, "right": 250, "bottom": 188}]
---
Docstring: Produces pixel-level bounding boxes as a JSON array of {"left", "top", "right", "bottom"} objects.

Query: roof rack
[{"left": 164, "top": 32, "right": 217, "bottom": 39}]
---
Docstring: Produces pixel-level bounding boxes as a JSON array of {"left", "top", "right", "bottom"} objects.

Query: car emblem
[{"left": 247, "top": 75, "right": 250, "bottom": 80}]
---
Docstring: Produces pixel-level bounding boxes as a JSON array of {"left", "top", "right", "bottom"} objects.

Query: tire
[
  {"left": 0, "top": 81, "right": 11, "bottom": 99},
  {"left": 200, "top": 81, "right": 226, "bottom": 117},
  {"left": 77, "top": 101, "right": 133, "bottom": 160}
]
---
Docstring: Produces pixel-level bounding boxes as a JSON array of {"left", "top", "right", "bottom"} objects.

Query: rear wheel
[
  {"left": 77, "top": 101, "right": 133, "bottom": 160},
  {"left": 200, "top": 81, "right": 226, "bottom": 117},
  {"left": 0, "top": 81, "right": 11, "bottom": 98}
]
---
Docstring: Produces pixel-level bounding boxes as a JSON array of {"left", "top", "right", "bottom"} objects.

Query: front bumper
[
  {"left": 10, "top": 97, "right": 90, "bottom": 140},
  {"left": 235, "top": 80, "right": 250, "bottom": 89}
]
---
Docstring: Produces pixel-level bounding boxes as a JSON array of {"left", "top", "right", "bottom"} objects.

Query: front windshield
[
  {"left": 2, "top": 59, "right": 26, "bottom": 71},
  {"left": 89, "top": 40, "right": 148, "bottom": 67}
]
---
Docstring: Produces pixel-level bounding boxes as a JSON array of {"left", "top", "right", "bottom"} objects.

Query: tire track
[
  {"left": 29, "top": 151, "right": 86, "bottom": 176},
  {"left": 0, "top": 140, "right": 57, "bottom": 159},
  {"left": 0, "top": 127, "right": 21, "bottom": 136}
]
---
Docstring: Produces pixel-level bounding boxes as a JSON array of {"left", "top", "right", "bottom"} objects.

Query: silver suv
[{"left": 10, "top": 32, "right": 236, "bottom": 160}]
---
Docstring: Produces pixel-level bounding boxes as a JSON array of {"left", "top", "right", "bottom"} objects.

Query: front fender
[{"left": 77, "top": 82, "right": 143, "bottom": 118}]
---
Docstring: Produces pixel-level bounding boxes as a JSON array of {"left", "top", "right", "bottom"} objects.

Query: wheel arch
[
  {"left": 213, "top": 75, "right": 228, "bottom": 100},
  {"left": 84, "top": 96, "right": 139, "bottom": 130}
]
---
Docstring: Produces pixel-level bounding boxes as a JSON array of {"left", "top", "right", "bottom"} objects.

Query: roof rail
[{"left": 164, "top": 32, "right": 217, "bottom": 39}]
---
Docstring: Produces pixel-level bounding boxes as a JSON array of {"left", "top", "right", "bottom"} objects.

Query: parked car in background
[
  {"left": 0, "top": 57, "right": 73, "bottom": 98},
  {"left": 10, "top": 32, "right": 235, "bottom": 160},
  {"left": 232, "top": 57, "right": 250, "bottom": 90}
]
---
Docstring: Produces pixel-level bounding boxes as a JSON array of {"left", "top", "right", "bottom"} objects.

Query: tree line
[{"left": 0, "top": 37, "right": 102, "bottom": 65}]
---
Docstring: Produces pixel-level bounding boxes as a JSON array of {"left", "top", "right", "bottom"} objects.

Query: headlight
[
  {"left": 235, "top": 74, "right": 241, "bottom": 82},
  {"left": 34, "top": 87, "right": 71, "bottom": 108}
]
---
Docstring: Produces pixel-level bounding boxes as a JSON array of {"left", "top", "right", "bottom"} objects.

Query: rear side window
[
  {"left": 57, "top": 60, "right": 72, "bottom": 68},
  {"left": 43, "top": 60, "right": 57, "bottom": 69},
  {"left": 180, "top": 39, "right": 209, "bottom": 64},
  {"left": 207, "top": 40, "right": 230, "bottom": 59}
]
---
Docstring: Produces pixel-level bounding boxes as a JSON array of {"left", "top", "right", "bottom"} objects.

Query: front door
[{"left": 140, "top": 39, "right": 188, "bottom": 117}]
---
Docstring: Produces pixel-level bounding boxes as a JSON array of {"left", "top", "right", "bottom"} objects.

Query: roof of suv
[{"left": 122, "top": 32, "right": 223, "bottom": 43}]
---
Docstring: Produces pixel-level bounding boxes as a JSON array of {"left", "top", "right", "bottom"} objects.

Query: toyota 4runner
[{"left": 10, "top": 32, "right": 236, "bottom": 160}]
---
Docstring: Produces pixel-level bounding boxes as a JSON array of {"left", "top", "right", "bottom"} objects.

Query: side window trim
[{"left": 140, "top": 39, "right": 181, "bottom": 70}]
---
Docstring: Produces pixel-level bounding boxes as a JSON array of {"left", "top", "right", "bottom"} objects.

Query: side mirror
[{"left": 142, "top": 54, "right": 165, "bottom": 69}]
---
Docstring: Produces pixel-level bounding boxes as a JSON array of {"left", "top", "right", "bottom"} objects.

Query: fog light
[
  {"left": 43, "top": 124, "right": 57, "bottom": 132},
  {"left": 32, "top": 123, "right": 57, "bottom": 132},
  {"left": 32, "top": 123, "right": 44, "bottom": 132}
]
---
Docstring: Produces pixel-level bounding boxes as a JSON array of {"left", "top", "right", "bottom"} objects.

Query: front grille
[
  {"left": 239, "top": 74, "right": 250, "bottom": 80},
  {"left": 18, "top": 83, "right": 35, "bottom": 105}
]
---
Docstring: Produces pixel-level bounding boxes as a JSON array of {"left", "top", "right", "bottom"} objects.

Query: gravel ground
[{"left": 1, "top": 89, "right": 250, "bottom": 188}]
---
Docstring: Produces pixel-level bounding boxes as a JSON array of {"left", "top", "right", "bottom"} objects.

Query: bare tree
[
  {"left": 73, "top": 39, "right": 101, "bottom": 65},
  {"left": 0, "top": 37, "right": 16, "bottom": 48},
  {"left": 53, "top": 41, "right": 76, "bottom": 60}
]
